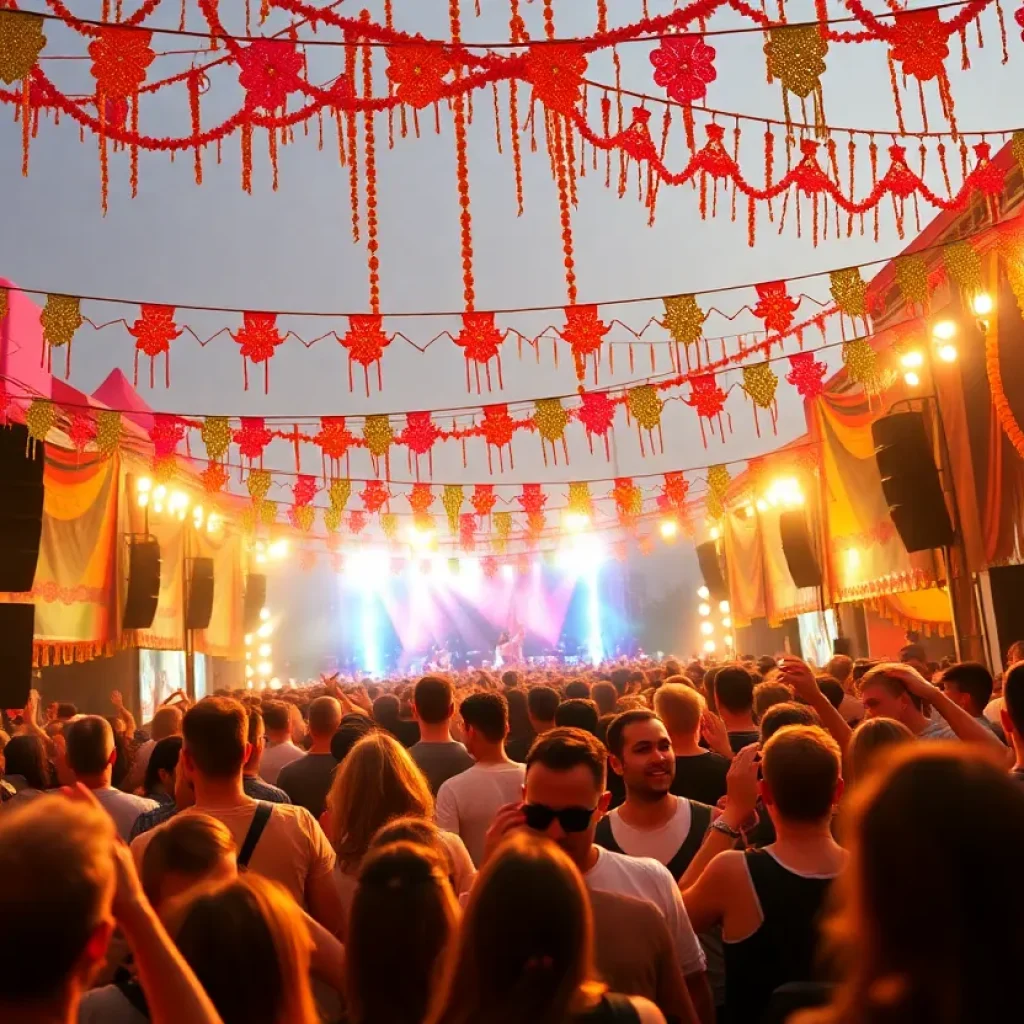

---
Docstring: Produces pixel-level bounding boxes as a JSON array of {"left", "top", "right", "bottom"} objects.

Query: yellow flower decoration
[
  {"left": 1014, "top": 131, "right": 1024, "bottom": 174},
  {"left": 829, "top": 268, "right": 868, "bottom": 320},
  {"left": 943, "top": 240, "right": 981, "bottom": 294},
  {"left": 25, "top": 399, "right": 55, "bottom": 442},
  {"left": 895, "top": 254, "right": 929, "bottom": 308},
  {"left": 293, "top": 505, "right": 315, "bottom": 532},
  {"left": 362, "top": 415, "right": 394, "bottom": 458},
  {"left": 442, "top": 484, "right": 464, "bottom": 535},
  {"left": 765, "top": 25, "right": 828, "bottom": 99},
  {"left": 705, "top": 464, "right": 730, "bottom": 520},
  {"left": 40, "top": 294, "right": 83, "bottom": 348},
  {"left": 662, "top": 294, "right": 704, "bottom": 347},
  {"left": 627, "top": 385, "right": 663, "bottom": 431},
  {"left": 201, "top": 416, "right": 232, "bottom": 461},
  {"left": 323, "top": 506, "right": 342, "bottom": 533},
  {"left": 247, "top": 469, "right": 272, "bottom": 501},
  {"left": 494, "top": 511, "right": 512, "bottom": 539},
  {"left": 329, "top": 478, "right": 351, "bottom": 513},
  {"left": 95, "top": 410, "right": 122, "bottom": 457},
  {"left": 534, "top": 398, "right": 568, "bottom": 444},
  {"left": 259, "top": 499, "right": 277, "bottom": 526},
  {"left": 152, "top": 455, "right": 176, "bottom": 483},
  {"left": 0, "top": 11, "right": 47, "bottom": 85},
  {"left": 567, "top": 482, "right": 593, "bottom": 518},
  {"left": 380, "top": 512, "right": 398, "bottom": 541},
  {"left": 741, "top": 362, "right": 779, "bottom": 409}
]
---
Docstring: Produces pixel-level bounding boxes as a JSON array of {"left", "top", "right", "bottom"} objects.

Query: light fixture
[
  {"left": 258, "top": 643, "right": 271, "bottom": 658},
  {"left": 268, "top": 539, "right": 288, "bottom": 560},
  {"left": 137, "top": 491, "right": 150, "bottom": 508},
  {"left": 724, "top": 635, "right": 734, "bottom": 647},
  {"left": 904, "top": 371, "right": 921, "bottom": 388},
  {"left": 154, "top": 485, "right": 167, "bottom": 501},
  {"left": 257, "top": 661, "right": 272, "bottom": 676},
  {"left": 698, "top": 602, "right": 711, "bottom": 617},
  {"left": 206, "top": 513, "right": 220, "bottom": 533},
  {"left": 244, "top": 633, "right": 253, "bottom": 646},
  {"left": 932, "top": 319, "right": 957, "bottom": 341},
  {"left": 700, "top": 621, "right": 714, "bottom": 636},
  {"left": 846, "top": 548, "right": 861, "bottom": 570},
  {"left": 564, "top": 512, "right": 591, "bottom": 533},
  {"left": 245, "top": 665, "right": 254, "bottom": 679},
  {"left": 192, "top": 505, "right": 204, "bottom": 528},
  {"left": 697, "top": 586, "right": 710, "bottom": 600},
  {"left": 937, "top": 344, "right": 958, "bottom": 363},
  {"left": 259, "top": 608, "right": 270, "bottom": 621},
  {"left": 755, "top": 499, "right": 768, "bottom": 512},
  {"left": 703, "top": 640, "right": 716, "bottom": 653},
  {"left": 137, "top": 477, "right": 152, "bottom": 493},
  {"left": 900, "top": 350, "right": 924, "bottom": 369},
  {"left": 722, "top": 616, "right": 732, "bottom": 629},
  {"left": 257, "top": 622, "right": 272, "bottom": 639},
  {"left": 719, "top": 600, "right": 730, "bottom": 613},
  {"left": 971, "top": 292, "right": 993, "bottom": 317},
  {"left": 710, "top": 526, "right": 720, "bottom": 541},
  {"left": 659, "top": 518, "right": 679, "bottom": 540}
]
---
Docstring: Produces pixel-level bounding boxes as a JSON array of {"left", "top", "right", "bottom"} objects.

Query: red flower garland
[
  {"left": 340, "top": 314, "right": 391, "bottom": 395},
  {"left": 752, "top": 281, "right": 800, "bottom": 335},
  {"left": 481, "top": 404, "right": 516, "bottom": 472},
  {"left": 562, "top": 305, "right": 611, "bottom": 383},
  {"left": 233, "top": 416, "right": 273, "bottom": 463},
  {"left": 577, "top": 389, "right": 616, "bottom": 458},
  {"left": 471, "top": 483, "right": 497, "bottom": 519},
  {"left": 237, "top": 40, "right": 303, "bottom": 111},
  {"left": 128, "top": 304, "right": 180, "bottom": 388},
  {"left": 385, "top": 42, "right": 452, "bottom": 108},
  {"left": 786, "top": 352, "right": 829, "bottom": 400},
  {"left": 231, "top": 312, "right": 285, "bottom": 393},
  {"left": 454, "top": 312, "right": 504, "bottom": 392},
  {"left": 292, "top": 474, "right": 317, "bottom": 507},
  {"left": 649, "top": 35, "right": 716, "bottom": 104},
  {"left": 360, "top": 479, "right": 389, "bottom": 515}
]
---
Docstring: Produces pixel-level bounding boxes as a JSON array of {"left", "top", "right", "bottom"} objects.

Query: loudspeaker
[
  {"left": 695, "top": 541, "right": 728, "bottom": 601},
  {"left": 987, "top": 565, "right": 1024, "bottom": 667},
  {"left": 0, "top": 424, "right": 45, "bottom": 592},
  {"left": 243, "top": 573, "right": 267, "bottom": 632},
  {"left": 186, "top": 557, "right": 215, "bottom": 630},
  {"left": 0, "top": 603, "right": 35, "bottom": 709},
  {"left": 833, "top": 636, "right": 853, "bottom": 657},
  {"left": 779, "top": 510, "right": 822, "bottom": 588},
  {"left": 123, "top": 539, "right": 161, "bottom": 630},
  {"left": 871, "top": 412, "right": 954, "bottom": 553}
]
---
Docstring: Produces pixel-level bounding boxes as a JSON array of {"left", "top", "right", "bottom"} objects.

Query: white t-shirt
[
  {"left": 260, "top": 740, "right": 306, "bottom": 785},
  {"left": 91, "top": 786, "right": 159, "bottom": 842},
  {"left": 606, "top": 796, "right": 693, "bottom": 866},
  {"left": 435, "top": 761, "right": 525, "bottom": 866},
  {"left": 986, "top": 697, "right": 1005, "bottom": 725},
  {"left": 585, "top": 845, "right": 706, "bottom": 978}
]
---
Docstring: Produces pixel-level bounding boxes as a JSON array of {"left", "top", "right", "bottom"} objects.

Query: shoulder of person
[{"left": 630, "top": 995, "right": 667, "bottom": 1024}]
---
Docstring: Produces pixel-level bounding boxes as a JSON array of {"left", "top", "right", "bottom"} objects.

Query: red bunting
[
  {"left": 231, "top": 313, "right": 284, "bottom": 393},
  {"left": 340, "top": 314, "right": 390, "bottom": 395},
  {"left": 129, "top": 305, "right": 180, "bottom": 388},
  {"left": 360, "top": 479, "right": 390, "bottom": 515},
  {"left": 234, "top": 417, "right": 273, "bottom": 463}
]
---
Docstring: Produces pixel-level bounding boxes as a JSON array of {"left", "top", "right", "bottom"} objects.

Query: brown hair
[
  {"left": 414, "top": 676, "right": 455, "bottom": 725},
  {"left": 171, "top": 876, "right": 317, "bottom": 1024},
  {"left": 424, "top": 832, "right": 603, "bottom": 1024},
  {"left": 150, "top": 705, "right": 184, "bottom": 741},
  {"left": 347, "top": 841, "right": 459, "bottom": 1024},
  {"left": 0, "top": 796, "right": 115, "bottom": 1001},
  {"left": 65, "top": 715, "right": 114, "bottom": 776},
  {"left": 825, "top": 655, "right": 854, "bottom": 686},
  {"left": 141, "top": 813, "right": 236, "bottom": 905},
  {"left": 761, "top": 725, "right": 841, "bottom": 823},
  {"left": 261, "top": 700, "right": 290, "bottom": 732},
  {"left": 324, "top": 731, "right": 433, "bottom": 873},
  {"left": 816, "top": 744, "right": 1024, "bottom": 1024},
  {"left": 753, "top": 681, "right": 794, "bottom": 721},
  {"left": 846, "top": 717, "right": 915, "bottom": 784},
  {"left": 655, "top": 682, "right": 704, "bottom": 736},
  {"left": 370, "top": 815, "right": 454, "bottom": 874},
  {"left": 526, "top": 727, "right": 607, "bottom": 790},
  {"left": 183, "top": 697, "right": 247, "bottom": 778}
]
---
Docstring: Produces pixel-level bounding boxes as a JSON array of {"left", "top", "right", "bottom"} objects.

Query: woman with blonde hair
[
  {"left": 846, "top": 717, "right": 915, "bottom": 784},
  {"left": 345, "top": 840, "right": 460, "bottom": 1024},
  {"left": 424, "top": 832, "right": 664, "bottom": 1024},
  {"left": 322, "top": 731, "right": 474, "bottom": 911}
]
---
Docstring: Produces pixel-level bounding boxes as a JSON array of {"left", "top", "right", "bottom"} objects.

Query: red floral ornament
[
  {"left": 481, "top": 404, "right": 516, "bottom": 473},
  {"left": 314, "top": 417, "right": 356, "bottom": 467},
  {"left": 752, "top": 281, "right": 799, "bottom": 335},
  {"left": 88, "top": 27, "right": 155, "bottom": 99},
  {"left": 149, "top": 413, "right": 185, "bottom": 459},
  {"left": 459, "top": 513, "right": 476, "bottom": 553},
  {"left": 237, "top": 40, "right": 303, "bottom": 111},
  {"left": 340, "top": 314, "right": 391, "bottom": 395},
  {"left": 231, "top": 312, "right": 285, "bottom": 393},
  {"left": 526, "top": 511, "right": 546, "bottom": 543},
  {"left": 888, "top": 9, "right": 949, "bottom": 82},
  {"left": 129, "top": 305, "right": 180, "bottom": 388},
  {"left": 68, "top": 411, "right": 96, "bottom": 453},
  {"left": 292, "top": 474, "right": 317, "bottom": 507},
  {"left": 658, "top": 471, "right": 690, "bottom": 514},
  {"left": 562, "top": 305, "right": 610, "bottom": 383},
  {"left": 408, "top": 483, "right": 435, "bottom": 530},
  {"left": 786, "top": 352, "right": 828, "bottom": 401},
  {"left": 685, "top": 373, "right": 729, "bottom": 447},
  {"left": 398, "top": 411, "right": 440, "bottom": 479},
  {"left": 612, "top": 478, "right": 643, "bottom": 531},
  {"left": 360, "top": 479, "right": 389, "bottom": 515},
  {"left": 347, "top": 510, "right": 368, "bottom": 536},
  {"left": 385, "top": 42, "right": 452, "bottom": 109},
  {"left": 481, "top": 555, "right": 499, "bottom": 579},
  {"left": 233, "top": 417, "right": 273, "bottom": 463},
  {"left": 201, "top": 462, "right": 229, "bottom": 495},
  {"left": 577, "top": 389, "right": 617, "bottom": 459},
  {"left": 649, "top": 35, "right": 716, "bottom": 104},
  {"left": 517, "top": 483, "right": 547, "bottom": 515},
  {"left": 1017, "top": 4, "right": 1024, "bottom": 42},
  {"left": 471, "top": 483, "right": 497, "bottom": 519},
  {"left": 523, "top": 43, "right": 587, "bottom": 115},
  {"left": 454, "top": 312, "right": 505, "bottom": 392}
]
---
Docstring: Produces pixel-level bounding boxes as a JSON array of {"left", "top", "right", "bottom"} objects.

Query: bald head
[
  {"left": 308, "top": 696, "right": 343, "bottom": 741},
  {"left": 65, "top": 715, "right": 115, "bottom": 778}
]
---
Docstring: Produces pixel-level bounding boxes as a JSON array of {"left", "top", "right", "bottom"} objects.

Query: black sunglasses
[{"left": 523, "top": 803, "right": 597, "bottom": 834}]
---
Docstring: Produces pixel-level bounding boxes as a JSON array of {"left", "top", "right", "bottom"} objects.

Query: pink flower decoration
[
  {"left": 237, "top": 40, "right": 303, "bottom": 111},
  {"left": 649, "top": 35, "right": 716, "bottom": 104}
]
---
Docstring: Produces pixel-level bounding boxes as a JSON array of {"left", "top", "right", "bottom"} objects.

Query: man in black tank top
[{"left": 679, "top": 725, "right": 847, "bottom": 1024}]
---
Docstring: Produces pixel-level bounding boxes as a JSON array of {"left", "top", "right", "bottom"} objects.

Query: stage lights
[
  {"left": 563, "top": 512, "right": 591, "bottom": 533},
  {"left": 697, "top": 586, "right": 710, "bottom": 600},
  {"left": 697, "top": 588, "right": 734, "bottom": 660},
  {"left": 764, "top": 477, "right": 804, "bottom": 508},
  {"left": 659, "top": 518, "right": 679, "bottom": 540},
  {"left": 407, "top": 524, "right": 436, "bottom": 552},
  {"left": 931, "top": 318, "right": 958, "bottom": 364}
]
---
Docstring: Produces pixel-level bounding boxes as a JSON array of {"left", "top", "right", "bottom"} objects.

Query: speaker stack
[
  {"left": 695, "top": 542, "right": 728, "bottom": 601},
  {"left": 186, "top": 557, "right": 215, "bottom": 630},
  {"left": 778, "top": 510, "right": 823, "bottom": 589},
  {"left": 123, "top": 538, "right": 162, "bottom": 630}
]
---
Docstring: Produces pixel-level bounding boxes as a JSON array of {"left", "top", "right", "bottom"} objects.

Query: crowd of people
[{"left": 2, "top": 641, "right": 1024, "bottom": 1023}]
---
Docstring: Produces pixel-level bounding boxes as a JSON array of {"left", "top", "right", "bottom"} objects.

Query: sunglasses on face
[{"left": 523, "top": 803, "right": 597, "bottom": 834}]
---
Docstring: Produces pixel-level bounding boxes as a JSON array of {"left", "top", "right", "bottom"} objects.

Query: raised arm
[{"left": 779, "top": 657, "right": 853, "bottom": 757}]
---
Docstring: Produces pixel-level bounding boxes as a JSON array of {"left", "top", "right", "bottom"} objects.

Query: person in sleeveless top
[
  {"left": 681, "top": 726, "right": 846, "bottom": 1024},
  {"left": 793, "top": 745, "right": 1024, "bottom": 1024},
  {"left": 423, "top": 831, "right": 665, "bottom": 1024}
]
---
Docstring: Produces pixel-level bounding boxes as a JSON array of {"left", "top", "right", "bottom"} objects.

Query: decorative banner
[
  {"left": 442, "top": 484, "right": 464, "bottom": 535},
  {"left": 706, "top": 463, "right": 732, "bottom": 521}
]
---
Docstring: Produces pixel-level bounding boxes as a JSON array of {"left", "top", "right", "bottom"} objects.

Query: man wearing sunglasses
[{"left": 484, "top": 727, "right": 713, "bottom": 1024}]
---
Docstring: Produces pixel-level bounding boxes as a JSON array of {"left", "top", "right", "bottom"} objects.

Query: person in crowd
[
  {"left": 425, "top": 831, "right": 668, "bottom": 1024},
  {"left": 815, "top": 676, "right": 847, "bottom": 715},
  {"left": 372, "top": 692, "right": 420, "bottom": 747},
  {"left": 259, "top": 700, "right": 306, "bottom": 785},
  {"left": 140, "top": 812, "right": 238, "bottom": 910},
  {"left": 130, "top": 697, "right": 345, "bottom": 938},
  {"left": 277, "top": 696, "right": 342, "bottom": 817},
  {"left": 123, "top": 704, "right": 183, "bottom": 794},
  {"left": 243, "top": 706, "right": 291, "bottom": 804},
  {"left": 323, "top": 731, "right": 475, "bottom": 915},
  {"left": 436, "top": 692, "right": 526, "bottom": 866},
  {"left": 409, "top": 675, "right": 474, "bottom": 792},
  {"left": 759, "top": 701, "right": 821, "bottom": 742},
  {"left": 825, "top": 653, "right": 865, "bottom": 724},
  {"left": 938, "top": 661, "right": 1004, "bottom": 738},
  {"left": 681, "top": 726, "right": 847, "bottom": 1024},
  {"left": 0, "top": 792, "right": 222, "bottom": 1024},
  {"left": 845, "top": 717, "right": 915, "bottom": 785},
  {"left": 566, "top": 679, "right": 593, "bottom": 700},
  {"left": 999, "top": 660, "right": 1024, "bottom": 782},
  {"left": 330, "top": 712, "right": 376, "bottom": 764},
  {"left": 346, "top": 840, "right": 460, "bottom": 1024},
  {"left": 555, "top": 697, "right": 601, "bottom": 736},
  {"left": 592, "top": 681, "right": 620, "bottom": 717},
  {"left": 143, "top": 734, "right": 182, "bottom": 805},
  {"left": 597, "top": 710, "right": 713, "bottom": 881},
  {"left": 1, "top": 732, "right": 51, "bottom": 796},
  {"left": 654, "top": 683, "right": 729, "bottom": 806},
  {"left": 794, "top": 745, "right": 1024, "bottom": 1024},
  {"left": 527, "top": 684, "right": 560, "bottom": 737},
  {"left": 486, "top": 728, "right": 712, "bottom": 1022},
  {"left": 64, "top": 715, "right": 159, "bottom": 840},
  {"left": 753, "top": 681, "right": 793, "bottom": 722},
  {"left": 898, "top": 642, "right": 932, "bottom": 679},
  {"left": 501, "top": 670, "right": 520, "bottom": 689},
  {"left": 859, "top": 663, "right": 1007, "bottom": 749},
  {"left": 130, "top": 737, "right": 196, "bottom": 841},
  {"left": 504, "top": 688, "right": 536, "bottom": 763},
  {"left": 108, "top": 716, "right": 133, "bottom": 791},
  {"left": 710, "top": 667, "right": 760, "bottom": 752}
]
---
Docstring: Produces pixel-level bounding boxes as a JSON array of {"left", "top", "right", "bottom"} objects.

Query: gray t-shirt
[
  {"left": 276, "top": 753, "right": 339, "bottom": 818},
  {"left": 409, "top": 740, "right": 474, "bottom": 794}
]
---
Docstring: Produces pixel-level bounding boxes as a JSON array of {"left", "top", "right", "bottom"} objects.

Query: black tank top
[
  {"left": 723, "top": 848, "right": 836, "bottom": 1024},
  {"left": 594, "top": 798, "right": 713, "bottom": 881}
]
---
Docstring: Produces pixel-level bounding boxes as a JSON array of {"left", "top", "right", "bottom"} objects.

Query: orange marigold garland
[
  {"left": 201, "top": 462, "right": 229, "bottom": 495},
  {"left": 985, "top": 286, "right": 1024, "bottom": 460},
  {"left": 455, "top": 313, "right": 505, "bottom": 393},
  {"left": 612, "top": 477, "right": 643, "bottom": 531},
  {"left": 129, "top": 304, "right": 181, "bottom": 388},
  {"left": 481, "top": 403, "right": 516, "bottom": 473},
  {"left": 361, "top": 28, "right": 381, "bottom": 316},
  {"left": 315, "top": 417, "right": 356, "bottom": 477},
  {"left": 471, "top": 483, "right": 497, "bottom": 520},
  {"left": 408, "top": 482, "right": 435, "bottom": 531}
]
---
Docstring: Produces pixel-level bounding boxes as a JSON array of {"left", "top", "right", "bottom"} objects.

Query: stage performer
[{"left": 495, "top": 625, "right": 525, "bottom": 668}]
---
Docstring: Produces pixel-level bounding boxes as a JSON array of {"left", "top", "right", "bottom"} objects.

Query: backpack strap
[
  {"left": 237, "top": 802, "right": 273, "bottom": 870},
  {"left": 665, "top": 799, "right": 714, "bottom": 881}
]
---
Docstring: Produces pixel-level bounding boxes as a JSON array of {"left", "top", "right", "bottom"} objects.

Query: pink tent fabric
[{"left": 0, "top": 277, "right": 52, "bottom": 400}]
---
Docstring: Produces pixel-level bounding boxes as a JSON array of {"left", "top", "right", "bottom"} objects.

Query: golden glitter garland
[
  {"left": 493, "top": 510, "right": 512, "bottom": 554},
  {"left": 380, "top": 511, "right": 398, "bottom": 540},
  {"left": 323, "top": 506, "right": 342, "bottom": 533},
  {"left": 741, "top": 362, "right": 779, "bottom": 409},
  {"left": 442, "top": 484, "right": 464, "bottom": 534},
  {"left": 829, "top": 268, "right": 868, "bottom": 321},
  {"left": 1013, "top": 131, "right": 1024, "bottom": 174},
  {"left": 943, "top": 241, "right": 982, "bottom": 294},
  {"left": 24, "top": 398, "right": 55, "bottom": 442},
  {"left": 0, "top": 287, "right": 8, "bottom": 324},
  {"left": 662, "top": 294, "right": 704, "bottom": 348},
  {"left": 0, "top": 11, "right": 47, "bottom": 85},
  {"left": 201, "top": 416, "right": 232, "bottom": 461},
  {"left": 895, "top": 254, "right": 929, "bottom": 309},
  {"left": 247, "top": 469, "right": 272, "bottom": 501},
  {"left": 764, "top": 25, "right": 828, "bottom": 131},
  {"left": 627, "top": 384, "right": 663, "bottom": 430},
  {"left": 329, "top": 478, "right": 352, "bottom": 513},
  {"left": 292, "top": 505, "right": 315, "bottom": 532},
  {"left": 534, "top": 398, "right": 568, "bottom": 443},
  {"left": 152, "top": 455, "right": 176, "bottom": 482},
  {"left": 567, "top": 481, "right": 593, "bottom": 518},
  {"left": 95, "top": 410, "right": 122, "bottom": 456},
  {"left": 362, "top": 414, "right": 393, "bottom": 457},
  {"left": 705, "top": 463, "right": 731, "bottom": 521},
  {"left": 40, "top": 294, "right": 83, "bottom": 348},
  {"left": 259, "top": 499, "right": 277, "bottom": 526},
  {"left": 240, "top": 506, "right": 257, "bottom": 535}
]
